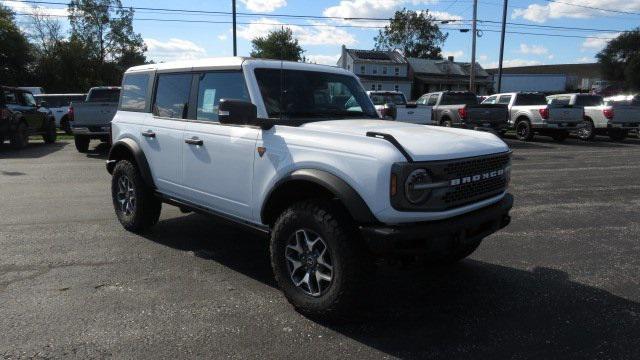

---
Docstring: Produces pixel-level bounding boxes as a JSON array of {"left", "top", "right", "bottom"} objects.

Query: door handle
[
  {"left": 185, "top": 137, "right": 203, "bottom": 146},
  {"left": 141, "top": 130, "right": 156, "bottom": 138}
]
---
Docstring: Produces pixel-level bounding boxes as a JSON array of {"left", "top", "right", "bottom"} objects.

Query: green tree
[
  {"left": 597, "top": 29, "right": 640, "bottom": 91},
  {"left": 250, "top": 27, "right": 304, "bottom": 61},
  {"left": 374, "top": 9, "right": 447, "bottom": 59},
  {"left": 68, "top": 0, "right": 147, "bottom": 84},
  {"left": 0, "top": 5, "right": 32, "bottom": 86}
]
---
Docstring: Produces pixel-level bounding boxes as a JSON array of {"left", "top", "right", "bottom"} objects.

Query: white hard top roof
[{"left": 125, "top": 57, "right": 353, "bottom": 76}]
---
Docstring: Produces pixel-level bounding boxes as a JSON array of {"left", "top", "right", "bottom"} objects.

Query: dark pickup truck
[
  {"left": 417, "top": 91, "right": 509, "bottom": 134},
  {"left": 1, "top": 86, "right": 56, "bottom": 149}
]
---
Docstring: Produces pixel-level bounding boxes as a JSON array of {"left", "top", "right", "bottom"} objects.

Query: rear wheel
[
  {"left": 551, "top": 131, "right": 569, "bottom": 142},
  {"left": 270, "top": 200, "right": 370, "bottom": 320},
  {"left": 609, "top": 129, "right": 628, "bottom": 141},
  {"left": 74, "top": 135, "right": 90, "bottom": 153},
  {"left": 111, "top": 160, "right": 162, "bottom": 233},
  {"left": 43, "top": 118, "right": 57, "bottom": 144},
  {"left": 515, "top": 119, "right": 534, "bottom": 141},
  {"left": 577, "top": 119, "right": 595, "bottom": 140},
  {"left": 10, "top": 122, "right": 29, "bottom": 149},
  {"left": 442, "top": 119, "right": 453, "bottom": 127}
]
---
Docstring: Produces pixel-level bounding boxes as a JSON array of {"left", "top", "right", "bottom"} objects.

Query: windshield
[
  {"left": 515, "top": 93, "right": 547, "bottom": 106},
  {"left": 440, "top": 93, "right": 478, "bottom": 105},
  {"left": 254, "top": 68, "right": 378, "bottom": 122},
  {"left": 88, "top": 89, "right": 120, "bottom": 102},
  {"left": 369, "top": 93, "right": 406, "bottom": 106},
  {"left": 575, "top": 95, "right": 603, "bottom": 107}
]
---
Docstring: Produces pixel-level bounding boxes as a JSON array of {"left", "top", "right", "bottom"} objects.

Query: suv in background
[
  {"left": 35, "top": 93, "right": 86, "bottom": 134},
  {"left": 107, "top": 58, "right": 513, "bottom": 319},
  {"left": 1, "top": 86, "right": 56, "bottom": 149}
]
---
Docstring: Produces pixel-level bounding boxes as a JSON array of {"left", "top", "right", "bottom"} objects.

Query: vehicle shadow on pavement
[
  {"left": 143, "top": 212, "right": 640, "bottom": 359},
  {"left": 0, "top": 141, "right": 67, "bottom": 159},
  {"left": 85, "top": 142, "right": 110, "bottom": 159}
]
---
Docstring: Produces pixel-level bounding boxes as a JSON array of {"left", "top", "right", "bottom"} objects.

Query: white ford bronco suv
[{"left": 107, "top": 58, "right": 513, "bottom": 319}]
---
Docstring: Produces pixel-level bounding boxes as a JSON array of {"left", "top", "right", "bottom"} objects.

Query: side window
[
  {"left": 196, "top": 71, "right": 250, "bottom": 122},
  {"left": 153, "top": 73, "right": 192, "bottom": 119},
  {"left": 120, "top": 73, "right": 150, "bottom": 112},
  {"left": 21, "top": 92, "right": 37, "bottom": 107},
  {"left": 5, "top": 91, "right": 18, "bottom": 104},
  {"left": 549, "top": 96, "right": 570, "bottom": 106},
  {"left": 484, "top": 96, "right": 497, "bottom": 104},
  {"left": 498, "top": 95, "right": 512, "bottom": 104},
  {"left": 426, "top": 94, "right": 438, "bottom": 106}
]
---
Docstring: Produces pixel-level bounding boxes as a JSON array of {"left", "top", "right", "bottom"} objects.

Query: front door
[
  {"left": 18, "top": 92, "right": 42, "bottom": 130},
  {"left": 181, "top": 71, "right": 259, "bottom": 220}
]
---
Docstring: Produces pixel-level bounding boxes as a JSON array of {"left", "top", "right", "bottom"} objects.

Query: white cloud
[
  {"left": 218, "top": 34, "right": 228, "bottom": 41},
  {"left": 238, "top": 18, "right": 357, "bottom": 46},
  {"left": 239, "top": 0, "right": 287, "bottom": 12},
  {"left": 581, "top": 32, "right": 620, "bottom": 50},
  {"left": 443, "top": 50, "right": 464, "bottom": 59},
  {"left": 305, "top": 54, "right": 341, "bottom": 66},
  {"left": 548, "top": 54, "right": 555, "bottom": 60},
  {"left": 144, "top": 38, "right": 207, "bottom": 62},
  {"left": 483, "top": 59, "right": 543, "bottom": 69},
  {"left": 576, "top": 56, "right": 594, "bottom": 63},
  {"left": 323, "top": 0, "right": 460, "bottom": 26},
  {"left": 512, "top": 0, "right": 640, "bottom": 23},
  {"left": 428, "top": 11, "right": 463, "bottom": 23},
  {"left": 519, "top": 43, "right": 549, "bottom": 56},
  {"left": 1, "top": 0, "right": 68, "bottom": 16}
]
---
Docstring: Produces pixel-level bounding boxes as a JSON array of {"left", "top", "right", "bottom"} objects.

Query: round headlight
[{"left": 404, "top": 169, "right": 432, "bottom": 204}]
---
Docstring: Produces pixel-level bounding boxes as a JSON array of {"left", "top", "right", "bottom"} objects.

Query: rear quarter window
[{"left": 120, "top": 74, "right": 150, "bottom": 112}]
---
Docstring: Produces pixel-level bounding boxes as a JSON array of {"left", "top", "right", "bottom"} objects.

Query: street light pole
[
  {"left": 232, "top": 0, "right": 237, "bottom": 56},
  {"left": 497, "top": 0, "right": 509, "bottom": 92},
  {"left": 469, "top": 0, "right": 478, "bottom": 92}
]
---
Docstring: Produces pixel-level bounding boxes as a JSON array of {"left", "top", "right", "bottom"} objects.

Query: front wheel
[
  {"left": 577, "top": 119, "right": 595, "bottom": 141},
  {"left": 270, "top": 200, "right": 370, "bottom": 320},
  {"left": 111, "top": 160, "right": 162, "bottom": 233},
  {"left": 74, "top": 135, "right": 90, "bottom": 153}
]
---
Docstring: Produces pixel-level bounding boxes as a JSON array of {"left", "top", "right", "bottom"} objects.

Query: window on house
[
  {"left": 395, "top": 67, "right": 400, "bottom": 76},
  {"left": 383, "top": 67, "right": 387, "bottom": 75},
  {"left": 360, "top": 65, "right": 365, "bottom": 74},
  {"left": 394, "top": 85, "right": 399, "bottom": 92},
  {"left": 372, "top": 67, "right": 377, "bottom": 75},
  {"left": 371, "top": 84, "right": 376, "bottom": 90},
  {"left": 377, "top": 84, "right": 382, "bottom": 90}
]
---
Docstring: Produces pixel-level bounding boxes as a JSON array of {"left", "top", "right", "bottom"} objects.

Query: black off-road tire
[
  {"left": 441, "top": 118, "right": 453, "bottom": 127},
  {"left": 577, "top": 119, "right": 596, "bottom": 141},
  {"left": 551, "top": 131, "right": 569, "bottom": 142},
  {"left": 10, "top": 122, "right": 29, "bottom": 149},
  {"left": 74, "top": 135, "right": 90, "bottom": 153},
  {"left": 270, "top": 200, "right": 371, "bottom": 320},
  {"left": 515, "top": 119, "right": 534, "bottom": 141},
  {"left": 43, "top": 118, "right": 57, "bottom": 144},
  {"left": 111, "top": 160, "right": 162, "bottom": 233},
  {"left": 609, "top": 129, "right": 628, "bottom": 141}
]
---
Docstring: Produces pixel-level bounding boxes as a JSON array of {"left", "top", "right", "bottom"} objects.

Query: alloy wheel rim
[
  {"left": 578, "top": 122, "right": 593, "bottom": 138},
  {"left": 285, "top": 229, "right": 333, "bottom": 297},
  {"left": 116, "top": 175, "right": 136, "bottom": 216},
  {"left": 517, "top": 123, "right": 527, "bottom": 137}
]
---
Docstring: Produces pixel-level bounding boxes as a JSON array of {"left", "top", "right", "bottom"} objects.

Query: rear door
[{"left": 181, "top": 70, "right": 259, "bottom": 220}]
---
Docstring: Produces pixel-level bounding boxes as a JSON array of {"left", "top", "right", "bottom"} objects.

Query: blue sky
[{"left": 4, "top": 0, "right": 639, "bottom": 68}]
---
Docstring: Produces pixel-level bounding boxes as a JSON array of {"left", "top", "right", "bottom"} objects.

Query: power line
[{"left": 543, "top": 0, "right": 640, "bottom": 16}]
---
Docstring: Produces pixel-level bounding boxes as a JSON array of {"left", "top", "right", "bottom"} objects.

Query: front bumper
[
  {"left": 532, "top": 122, "right": 579, "bottom": 130},
  {"left": 72, "top": 125, "right": 110, "bottom": 136},
  {"left": 462, "top": 121, "right": 509, "bottom": 132},
  {"left": 360, "top": 193, "right": 513, "bottom": 255}
]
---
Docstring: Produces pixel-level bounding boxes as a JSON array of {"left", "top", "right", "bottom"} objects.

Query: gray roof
[
  {"left": 408, "top": 57, "right": 489, "bottom": 78},
  {"left": 345, "top": 48, "right": 407, "bottom": 64}
]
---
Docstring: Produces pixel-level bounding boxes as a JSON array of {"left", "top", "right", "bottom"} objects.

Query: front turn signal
[{"left": 390, "top": 173, "right": 398, "bottom": 197}]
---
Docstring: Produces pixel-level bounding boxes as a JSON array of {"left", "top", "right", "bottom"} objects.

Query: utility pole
[
  {"left": 232, "top": 0, "right": 237, "bottom": 56},
  {"left": 469, "top": 0, "right": 478, "bottom": 92},
  {"left": 497, "top": 0, "right": 508, "bottom": 92}
]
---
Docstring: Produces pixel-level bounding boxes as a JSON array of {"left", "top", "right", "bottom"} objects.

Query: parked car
[
  {"left": 70, "top": 86, "right": 121, "bottom": 152},
  {"left": 107, "top": 58, "right": 513, "bottom": 319},
  {"left": 34, "top": 93, "right": 85, "bottom": 134},
  {"left": 1, "top": 86, "right": 56, "bottom": 149},
  {"left": 417, "top": 91, "right": 509, "bottom": 134},
  {"left": 547, "top": 93, "right": 640, "bottom": 141},
  {"left": 484, "top": 92, "right": 583, "bottom": 141},
  {"left": 367, "top": 90, "right": 432, "bottom": 124},
  {"left": 17, "top": 87, "right": 44, "bottom": 95}
]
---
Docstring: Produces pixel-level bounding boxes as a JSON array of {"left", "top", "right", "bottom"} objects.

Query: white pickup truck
[
  {"left": 547, "top": 93, "right": 640, "bottom": 141},
  {"left": 70, "top": 86, "right": 121, "bottom": 152},
  {"left": 107, "top": 58, "right": 513, "bottom": 319},
  {"left": 367, "top": 90, "right": 432, "bottom": 124},
  {"left": 484, "top": 92, "right": 583, "bottom": 141}
]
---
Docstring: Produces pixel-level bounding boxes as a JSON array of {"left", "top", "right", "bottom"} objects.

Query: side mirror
[{"left": 218, "top": 99, "right": 272, "bottom": 130}]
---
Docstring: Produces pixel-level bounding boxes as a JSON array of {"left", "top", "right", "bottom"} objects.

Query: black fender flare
[
  {"left": 261, "top": 169, "right": 377, "bottom": 224},
  {"left": 107, "top": 138, "right": 155, "bottom": 189}
]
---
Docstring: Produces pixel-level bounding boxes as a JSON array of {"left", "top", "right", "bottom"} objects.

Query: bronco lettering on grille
[{"left": 450, "top": 169, "right": 505, "bottom": 186}]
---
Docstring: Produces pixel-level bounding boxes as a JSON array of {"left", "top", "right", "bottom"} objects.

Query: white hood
[{"left": 301, "top": 120, "right": 510, "bottom": 162}]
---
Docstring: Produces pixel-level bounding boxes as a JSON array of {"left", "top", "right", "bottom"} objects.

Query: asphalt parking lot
[{"left": 1, "top": 134, "right": 639, "bottom": 359}]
